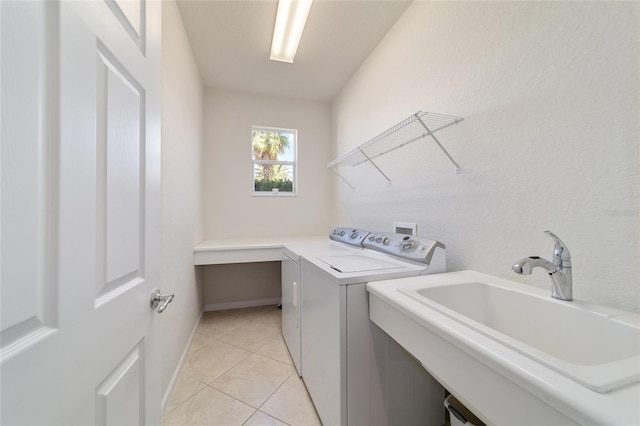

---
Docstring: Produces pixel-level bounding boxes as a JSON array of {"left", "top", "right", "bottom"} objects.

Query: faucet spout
[
  {"left": 512, "top": 256, "right": 557, "bottom": 275},
  {"left": 512, "top": 231, "right": 573, "bottom": 301}
]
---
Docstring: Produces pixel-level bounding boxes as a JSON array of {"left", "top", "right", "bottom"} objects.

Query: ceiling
[{"left": 176, "top": 0, "right": 411, "bottom": 102}]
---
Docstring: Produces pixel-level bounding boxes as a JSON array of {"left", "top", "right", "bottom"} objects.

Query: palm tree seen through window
[{"left": 252, "top": 127, "right": 297, "bottom": 194}]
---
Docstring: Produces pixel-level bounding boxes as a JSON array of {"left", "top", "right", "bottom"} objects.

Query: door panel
[
  {"left": 105, "top": 0, "right": 146, "bottom": 54},
  {"left": 95, "top": 41, "right": 144, "bottom": 303},
  {"left": 95, "top": 341, "right": 144, "bottom": 426},
  {"left": 0, "top": 1, "right": 161, "bottom": 424},
  {"left": 0, "top": 0, "right": 59, "bottom": 358}
]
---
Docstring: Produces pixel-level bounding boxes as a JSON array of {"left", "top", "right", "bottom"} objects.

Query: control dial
[
  {"left": 401, "top": 241, "right": 414, "bottom": 250},
  {"left": 350, "top": 232, "right": 358, "bottom": 239},
  {"left": 383, "top": 237, "right": 390, "bottom": 246}
]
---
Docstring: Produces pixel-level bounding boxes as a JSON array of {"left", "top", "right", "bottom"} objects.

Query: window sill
[{"left": 252, "top": 191, "right": 298, "bottom": 197}]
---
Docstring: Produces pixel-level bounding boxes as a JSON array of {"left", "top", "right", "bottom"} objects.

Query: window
[{"left": 252, "top": 126, "right": 297, "bottom": 195}]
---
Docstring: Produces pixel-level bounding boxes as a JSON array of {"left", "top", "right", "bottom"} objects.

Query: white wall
[
  {"left": 202, "top": 262, "right": 281, "bottom": 310},
  {"left": 332, "top": 2, "right": 639, "bottom": 312},
  {"left": 160, "top": 0, "right": 204, "bottom": 406},
  {"left": 204, "top": 88, "right": 332, "bottom": 239}
]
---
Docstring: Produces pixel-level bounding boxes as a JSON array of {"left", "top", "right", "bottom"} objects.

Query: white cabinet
[{"left": 281, "top": 251, "right": 301, "bottom": 375}]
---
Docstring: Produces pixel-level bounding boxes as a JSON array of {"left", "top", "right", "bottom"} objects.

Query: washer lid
[{"left": 316, "top": 253, "right": 406, "bottom": 273}]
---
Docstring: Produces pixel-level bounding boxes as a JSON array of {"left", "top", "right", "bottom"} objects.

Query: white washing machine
[
  {"left": 281, "top": 228, "right": 369, "bottom": 375},
  {"left": 300, "top": 232, "right": 446, "bottom": 426}
]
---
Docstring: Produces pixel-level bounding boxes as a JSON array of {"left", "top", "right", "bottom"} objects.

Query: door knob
[{"left": 150, "top": 289, "right": 174, "bottom": 313}]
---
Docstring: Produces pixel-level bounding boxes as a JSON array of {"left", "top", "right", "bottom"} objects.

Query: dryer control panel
[
  {"left": 363, "top": 232, "right": 445, "bottom": 265},
  {"left": 329, "top": 227, "right": 370, "bottom": 246}
]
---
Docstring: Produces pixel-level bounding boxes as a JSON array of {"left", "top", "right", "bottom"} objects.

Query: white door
[{"left": 1, "top": 1, "right": 163, "bottom": 424}]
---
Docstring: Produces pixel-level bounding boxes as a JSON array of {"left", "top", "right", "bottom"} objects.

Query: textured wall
[
  {"left": 332, "top": 2, "right": 639, "bottom": 311},
  {"left": 160, "top": 0, "right": 205, "bottom": 404},
  {"left": 203, "top": 88, "right": 332, "bottom": 239}
]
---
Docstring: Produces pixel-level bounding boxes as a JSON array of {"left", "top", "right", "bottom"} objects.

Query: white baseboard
[
  {"left": 160, "top": 311, "right": 202, "bottom": 415},
  {"left": 204, "top": 297, "right": 281, "bottom": 312}
]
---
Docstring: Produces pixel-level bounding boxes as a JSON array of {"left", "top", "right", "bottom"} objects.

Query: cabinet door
[{"left": 281, "top": 253, "right": 301, "bottom": 375}]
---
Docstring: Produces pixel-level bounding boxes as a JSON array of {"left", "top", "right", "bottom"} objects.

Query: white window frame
[{"left": 251, "top": 126, "right": 298, "bottom": 197}]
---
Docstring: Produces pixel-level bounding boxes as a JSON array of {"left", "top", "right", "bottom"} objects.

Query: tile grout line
[
  {"left": 205, "top": 333, "right": 291, "bottom": 367},
  {"left": 255, "top": 370, "right": 296, "bottom": 426},
  {"left": 165, "top": 346, "right": 253, "bottom": 418},
  {"left": 208, "top": 313, "right": 296, "bottom": 424},
  {"left": 205, "top": 319, "right": 290, "bottom": 366},
  {"left": 208, "top": 309, "right": 292, "bottom": 424},
  {"left": 205, "top": 338, "right": 295, "bottom": 408},
  {"left": 162, "top": 384, "right": 209, "bottom": 418},
  {"left": 198, "top": 313, "right": 281, "bottom": 345},
  {"left": 164, "top": 305, "right": 307, "bottom": 426}
]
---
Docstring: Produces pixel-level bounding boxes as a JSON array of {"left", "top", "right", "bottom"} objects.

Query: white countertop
[{"left": 193, "top": 236, "right": 327, "bottom": 265}]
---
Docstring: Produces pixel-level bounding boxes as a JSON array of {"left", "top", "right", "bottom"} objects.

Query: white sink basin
[{"left": 399, "top": 278, "right": 640, "bottom": 393}]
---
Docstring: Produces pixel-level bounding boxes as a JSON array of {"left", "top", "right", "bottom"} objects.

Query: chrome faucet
[{"left": 512, "top": 230, "right": 573, "bottom": 301}]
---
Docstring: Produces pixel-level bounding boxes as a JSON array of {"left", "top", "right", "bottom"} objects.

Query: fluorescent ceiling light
[{"left": 270, "top": 0, "right": 313, "bottom": 63}]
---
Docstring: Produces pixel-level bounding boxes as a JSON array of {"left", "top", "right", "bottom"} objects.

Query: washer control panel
[
  {"left": 329, "top": 227, "right": 370, "bottom": 246},
  {"left": 363, "top": 232, "right": 445, "bottom": 264}
]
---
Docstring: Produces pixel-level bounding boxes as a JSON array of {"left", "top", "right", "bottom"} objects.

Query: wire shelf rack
[{"left": 328, "top": 111, "right": 464, "bottom": 188}]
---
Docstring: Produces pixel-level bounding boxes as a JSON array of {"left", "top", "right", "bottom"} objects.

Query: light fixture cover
[{"left": 270, "top": 0, "right": 313, "bottom": 63}]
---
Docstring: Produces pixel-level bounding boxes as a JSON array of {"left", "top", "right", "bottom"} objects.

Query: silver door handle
[{"left": 150, "top": 289, "right": 174, "bottom": 313}]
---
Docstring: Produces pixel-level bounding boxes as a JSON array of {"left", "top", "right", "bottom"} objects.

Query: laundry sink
[{"left": 398, "top": 276, "right": 640, "bottom": 393}]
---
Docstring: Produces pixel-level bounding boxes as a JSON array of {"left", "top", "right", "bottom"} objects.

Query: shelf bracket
[
  {"left": 416, "top": 115, "right": 461, "bottom": 173},
  {"left": 329, "top": 167, "right": 356, "bottom": 190},
  {"left": 358, "top": 147, "right": 391, "bottom": 183}
]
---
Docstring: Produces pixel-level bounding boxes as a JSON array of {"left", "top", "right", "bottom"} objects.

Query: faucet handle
[{"left": 544, "top": 230, "right": 571, "bottom": 267}]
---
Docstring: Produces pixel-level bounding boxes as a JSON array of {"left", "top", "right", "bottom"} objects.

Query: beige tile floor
[{"left": 163, "top": 305, "right": 321, "bottom": 426}]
